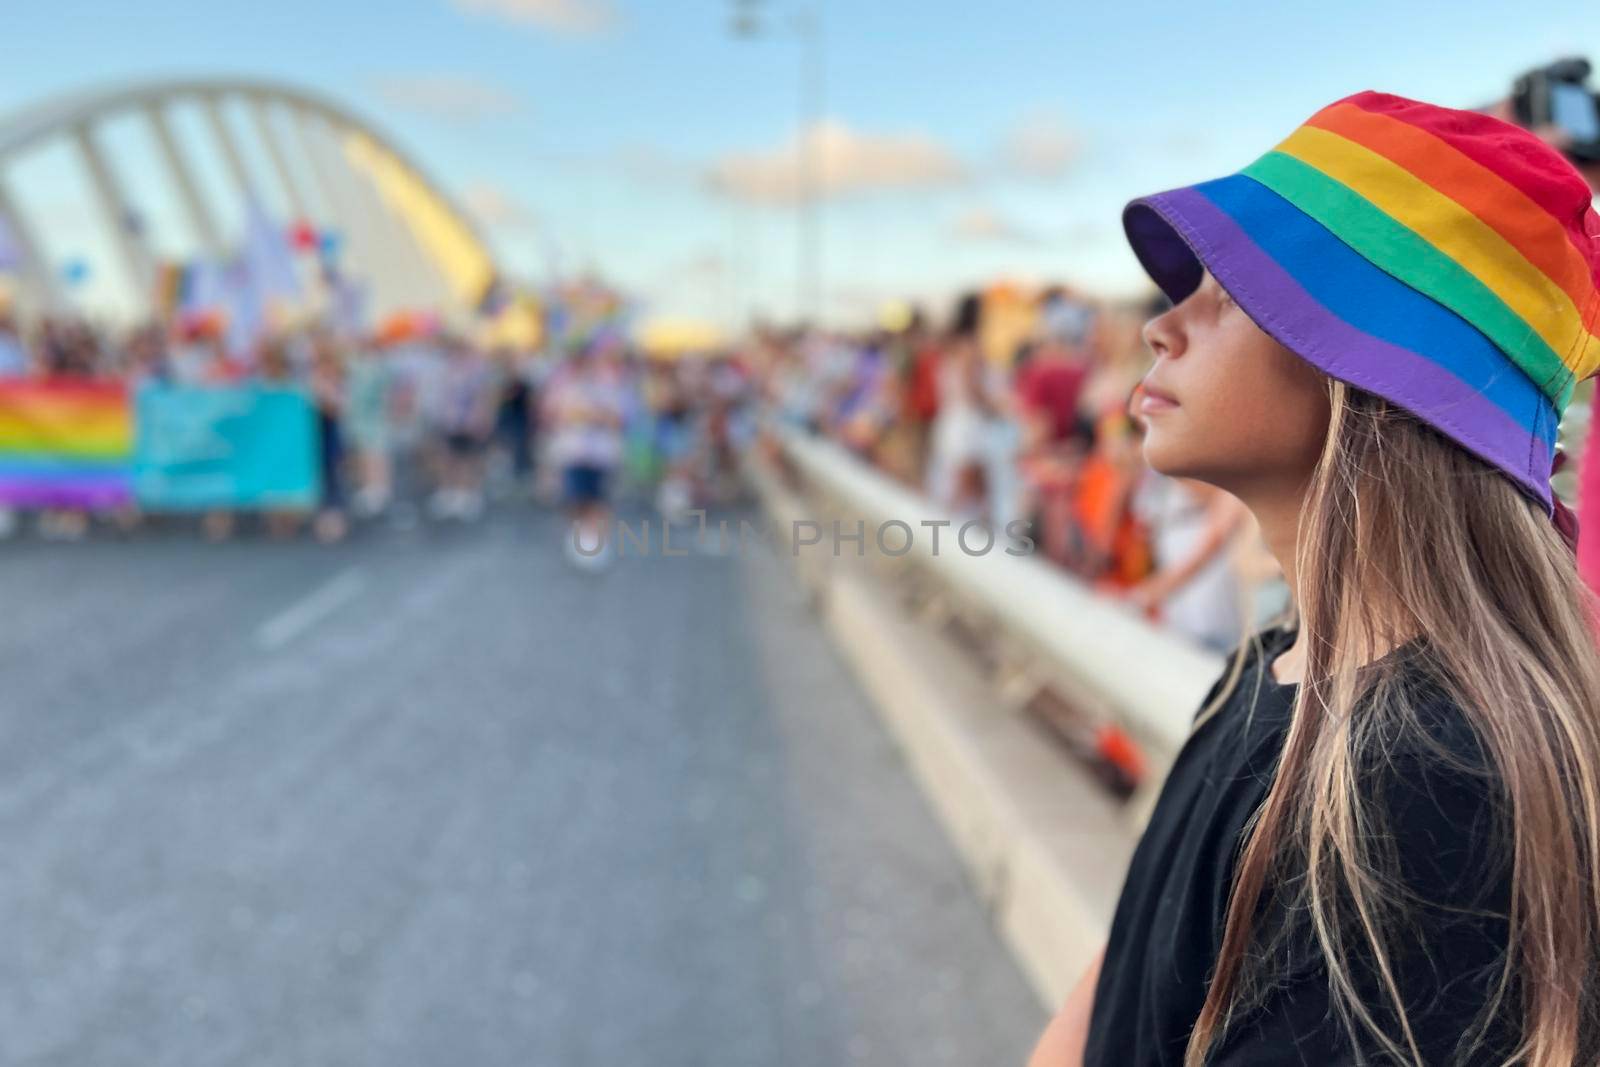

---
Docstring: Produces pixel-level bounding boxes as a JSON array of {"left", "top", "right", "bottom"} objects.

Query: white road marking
[{"left": 255, "top": 567, "right": 367, "bottom": 651}]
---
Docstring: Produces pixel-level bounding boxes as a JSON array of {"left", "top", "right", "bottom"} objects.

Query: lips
[{"left": 1140, "top": 380, "right": 1180, "bottom": 406}]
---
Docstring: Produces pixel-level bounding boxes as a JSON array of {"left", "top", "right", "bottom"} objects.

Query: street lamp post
[{"left": 730, "top": 0, "right": 824, "bottom": 329}]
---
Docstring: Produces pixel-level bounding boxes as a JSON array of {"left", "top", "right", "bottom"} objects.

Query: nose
[{"left": 1141, "top": 305, "right": 1185, "bottom": 362}]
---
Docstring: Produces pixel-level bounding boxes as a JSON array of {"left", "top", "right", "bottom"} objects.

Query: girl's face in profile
[{"left": 1135, "top": 271, "right": 1330, "bottom": 496}]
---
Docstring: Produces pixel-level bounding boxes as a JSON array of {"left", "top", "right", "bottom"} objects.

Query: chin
[{"left": 1140, "top": 432, "right": 1196, "bottom": 479}]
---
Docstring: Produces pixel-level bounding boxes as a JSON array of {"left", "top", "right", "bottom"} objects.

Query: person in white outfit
[{"left": 1124, "top": 474, "right": 1250, "bottom": 652}]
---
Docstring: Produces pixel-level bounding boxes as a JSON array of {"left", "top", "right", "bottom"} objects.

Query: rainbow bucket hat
[{"left": 1123, "top": 90, "right": 1600, "bottom": 515}]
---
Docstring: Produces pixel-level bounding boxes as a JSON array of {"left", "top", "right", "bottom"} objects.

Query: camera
[{"left": 1511, "top": 57, "right": 1600, "bottom": 162}]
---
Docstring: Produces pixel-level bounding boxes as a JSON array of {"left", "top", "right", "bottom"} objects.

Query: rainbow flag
[{"left": 0, "top": 380, "right": 133, "bottom": 509}]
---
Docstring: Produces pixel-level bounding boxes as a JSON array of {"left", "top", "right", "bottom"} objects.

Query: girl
[{"left": 1030, "top": 91, "right": 1600, "bottom": 1065}]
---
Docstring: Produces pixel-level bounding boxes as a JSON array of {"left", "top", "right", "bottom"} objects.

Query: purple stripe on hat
[{"left": 1137, "top": 185, "right": 1552, "bottom": 510}]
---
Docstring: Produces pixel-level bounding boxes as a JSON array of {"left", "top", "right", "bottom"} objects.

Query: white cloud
[
  {"left": 450, "top": 0, "right": 618, "bottom": 35},
  {"left": 947, "top": 209, "right": 1114, "bottom": 251},
  {"left": 707, "top": 121, "right": 966, "bottom": 205},
  {"left": 1002, "top": 111, "right": 1081, "bottom": 180},
  {"left": 950, "top": 207, "right": 1039, "bottom": 245},
  {"left": 462, "top": 182, "right": 538, "bottom": 231},
  {"left": 372, "top": 74, "right": 525, "bottom": 122}
]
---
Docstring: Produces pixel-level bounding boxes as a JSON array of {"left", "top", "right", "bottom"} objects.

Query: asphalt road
[{"left": 0, "top": 504, "right": 1044, "bottom": 1066}]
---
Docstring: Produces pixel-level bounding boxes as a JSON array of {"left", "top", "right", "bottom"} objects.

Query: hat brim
[{"left": 1122, "top": 174, "right": 1558, "bottom": 513}]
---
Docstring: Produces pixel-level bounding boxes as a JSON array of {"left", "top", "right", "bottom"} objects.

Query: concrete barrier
[{"left": 746, "top": 429, "right": 1228, "bottom": 1007}]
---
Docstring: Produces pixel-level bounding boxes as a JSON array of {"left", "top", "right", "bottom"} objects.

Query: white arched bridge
[{"left": 0, "top": 77, "right": 498, "bottom": 324}]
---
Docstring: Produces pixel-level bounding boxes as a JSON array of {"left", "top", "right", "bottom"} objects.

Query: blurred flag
[
  {"left": 242, "top": 200, "right": 300, "bottom": 305},
  {"left": 181, "top": 260, "right": 225, "bottom": 316},
  {"left": 317, "top": 229, "right": 343, "bottom": 266},
  {"left": 287, "top": 218, "right": 319, "bottom": 253},
  {"left": 331, "top": 275, "right": 368, "bottom": 338},
  {"left": 0, "top": 380, "right": 133, "bottom": 510},
  {"left": 221, "top": 255, "right": 264, "bottom": 359}
]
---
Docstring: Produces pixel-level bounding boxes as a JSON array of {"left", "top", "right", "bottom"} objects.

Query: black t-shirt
[{"left": 1084, "top": 623, "right": 1517, "bottom": 1065}]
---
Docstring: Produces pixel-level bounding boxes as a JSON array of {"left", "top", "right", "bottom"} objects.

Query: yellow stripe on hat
[{"left": 1274, "top": 124, "right": 1600, "bottom": 380}]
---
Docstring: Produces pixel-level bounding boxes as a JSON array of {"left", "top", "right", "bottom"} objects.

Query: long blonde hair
[{"left": 1185, "top": 380, "right": 1600, "bottom": 1066}]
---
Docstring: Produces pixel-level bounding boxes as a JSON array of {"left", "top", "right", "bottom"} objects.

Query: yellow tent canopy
[{"left": 636, "top": 318, "right": 725, "bottom": 360}]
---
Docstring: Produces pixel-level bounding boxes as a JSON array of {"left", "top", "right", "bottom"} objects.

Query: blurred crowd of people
[
  {"left": 0, "top": 305, "right": 757, "bottom": 561},
  {"left": 7, "top": 267, "right": 1584, "bottom": 651},
  {"left": 754, "top": 286, "right": 1286, "bottom": 653}
]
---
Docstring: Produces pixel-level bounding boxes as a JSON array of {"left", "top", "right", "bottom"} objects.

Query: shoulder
[
  {"left": 1368, "top": 665, "right": 1497, "bottom": 783},
  {"left": 1361, "top": 679, "right": 1509, "bottom": 906}
]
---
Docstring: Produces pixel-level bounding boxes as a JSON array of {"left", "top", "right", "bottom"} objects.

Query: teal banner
[{"left": 132, "top": 384, "right": 321, "bottom": 510}]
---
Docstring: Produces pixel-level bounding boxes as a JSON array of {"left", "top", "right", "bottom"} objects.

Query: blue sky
[{"left": 0, "top": 0, "right": 1597, "bottom": 326}]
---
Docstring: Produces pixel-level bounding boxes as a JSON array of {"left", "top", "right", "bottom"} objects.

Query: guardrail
[{"left": 762, "top": 425, "right": 1227, "bottom": 808}]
